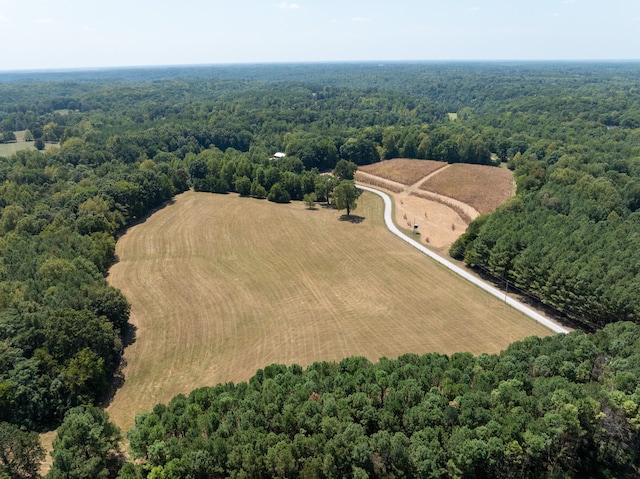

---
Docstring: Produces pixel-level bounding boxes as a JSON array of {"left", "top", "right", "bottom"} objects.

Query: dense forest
[{"left": 0, "top": 62, "right": 640, "bottom": 477}]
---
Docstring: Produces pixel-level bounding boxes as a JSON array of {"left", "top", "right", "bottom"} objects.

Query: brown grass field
[
  {"left": 106, "top": 190, "right": 552, "bottom": 431},
  {"left": 359, "top": 159, "right": 447, "bottom": 185},
  {"left": 419, "top": 163, "right": 515, "bottom": 215}
]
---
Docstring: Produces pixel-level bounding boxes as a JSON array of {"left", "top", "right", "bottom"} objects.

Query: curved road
[{"left": 358, "top": 185, "right": 569, "bottom": 334}]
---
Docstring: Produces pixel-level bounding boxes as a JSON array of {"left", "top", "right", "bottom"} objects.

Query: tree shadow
[
  {"left": 339, "top": 214, "right": 365, "bottom": 224},
  {"left": 104, "top": 255, "right": 121, "bottom": 276},
  {"left": 122, "top": 322, "right": 137, "bottom": 348},
  {"left": 100, "top": 322, "right": 137, "bottom": 408}
]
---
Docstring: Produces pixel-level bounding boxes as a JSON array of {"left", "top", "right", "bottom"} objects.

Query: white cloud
[
  {"left": 563, "top": 0, "right": 576, "bottom": 3},
  {"left": 35, "top": 18, "right": 53, "bottom": 24},
  {"left": 274, "top": 2, "right": 301, "bottom": 9},
  {"left": 552, "top": 12, "right": 560, "bottom": 17},
  {"left": 0, "top": 14, "right": 7, "bottom": 23},
  {"left": 467, "top": 7, "right": 480, "bottom": 12},
  {"left": 352, "top": 17, "right": 370, "bottom": 23}
]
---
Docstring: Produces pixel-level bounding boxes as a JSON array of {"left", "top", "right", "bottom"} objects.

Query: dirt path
[{"left": 407, "top": 164, "right": 451, "bottom": 191}]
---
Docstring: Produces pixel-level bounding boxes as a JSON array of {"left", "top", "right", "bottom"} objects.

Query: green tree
[
  {"left": 333, "top": 160, "right": 358, "bottom": 182},
  {"left": 382, "top": 127, "right": 400, "bottom": 159},
  {"left": 48, "top": 406, "right": 123, "bottom": 479},
  {"left": 1, "top": 132, "right": 16, "bottom": 143},
  {"left": 267, "top": 183, "right": 291, "bottom": 204},
  {"left": 339, "top": 137, "right": 379, "bottom": 165},
  {"left": 436, "top": 138, "right": 460, "bottom": 163},
  {"left": 303, "top": 192, "right": 317, "bottom": 209},
  {"left": 91, "top": 286, "right": 130, "bottom": 330},
  {"left": 333, "top": 180, "right": 359, "bottom": 216},
  {"left": 315, "top": 175, "right": 337, "bottom": 204},
  {"left": 252, "top": 182, "right": 268, "bottom": 199},
  {"left": 42, "top": 123, "right": 59, "bottom": 143},
  {"left": 235, "top": 176, "right": 252, "bottom": 197},
  {"left": 188, "top": 159, "right": 208, "bottom": 180},
  {"left": 0, "top": 422, "right": 45, "bottom": 479}
]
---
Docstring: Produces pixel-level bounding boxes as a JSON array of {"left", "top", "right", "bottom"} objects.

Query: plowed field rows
[
  {"left": 106, "top": 190, "right": 551, "bottom": 430},
  {"left": 420, "top": 163, "right": 514, "bottom": 214},
  {"left": 359, "top": 159, "right": 447, "bottom": 185}
]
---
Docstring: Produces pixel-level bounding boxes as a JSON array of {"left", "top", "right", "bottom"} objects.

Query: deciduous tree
[
  {"left": 48, "top": 406, "right": 123, "bottom": 479},
  {"left": 333, "top": 180, "right": 359, "bottom": 216},
  {"left": 333, "top": 160, "right": 357, "bottom": 182},
  {"left": 303, "top": 192, "right": 317, "bottom": 209},
  {"left": 0, "top": 422, "right": 44, "bottom": 479}
]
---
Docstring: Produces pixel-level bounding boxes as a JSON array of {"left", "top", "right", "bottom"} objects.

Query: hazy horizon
[
  {"left": 3, "top": 58, "right": 640, "bottom": 76},
  {"left": 1, "top": 0, "right": 638, "bottom": 72}
]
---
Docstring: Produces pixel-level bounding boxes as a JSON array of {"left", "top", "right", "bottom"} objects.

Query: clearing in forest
[
  {"left": 106, "top": 191, "right": 552, "bottom": 431},
  {"left": 0, "top": 130, "right": 53, "bottom": 156}
]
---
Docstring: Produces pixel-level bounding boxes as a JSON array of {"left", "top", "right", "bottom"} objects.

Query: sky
[{"left": 0, "top": 0, "right": 638, "bottom": 71}]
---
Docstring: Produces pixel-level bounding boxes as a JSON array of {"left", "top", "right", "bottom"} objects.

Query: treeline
[{"left": 115, "top": 321, "right": 640, "bottom": 479}]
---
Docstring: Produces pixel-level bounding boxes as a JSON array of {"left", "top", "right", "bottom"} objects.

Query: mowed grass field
[{"left": 106, "top": 190, "right": 552, "bottom": 430}]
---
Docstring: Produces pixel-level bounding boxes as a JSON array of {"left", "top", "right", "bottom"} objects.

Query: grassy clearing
[
  {"left": 0, "top": 131, "right": 55, "bottom": 156},
  {"left": 0, "top": 142, "right": 34, "bottom": 156},
  {"left": 106, "top": 190, "right": 552, "bottom": 431},
  {"left": 359, "top": 159, "right": 446, "bottom": 185},
  {"left": 419, "top": 163, "right": 514, "bottom": 214}
]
